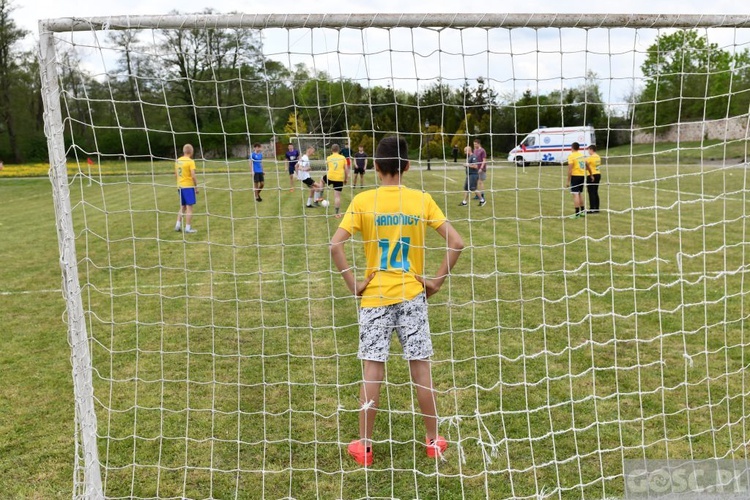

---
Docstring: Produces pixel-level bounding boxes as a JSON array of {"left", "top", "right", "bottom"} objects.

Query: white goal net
[{"left": 39, "top": 13, "right": 750, "bottom": 499}]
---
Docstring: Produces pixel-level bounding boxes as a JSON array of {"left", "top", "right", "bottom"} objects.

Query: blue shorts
[
  {"left": 179, "top": 187, "right": 196, "bottom": 206},
  {"left": 288, "top": 163, "right": 297, "bottom": 175}
]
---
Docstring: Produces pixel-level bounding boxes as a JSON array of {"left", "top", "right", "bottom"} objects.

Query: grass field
[{"left": 2, "top": 153, "right": 750, "bottom": 499}]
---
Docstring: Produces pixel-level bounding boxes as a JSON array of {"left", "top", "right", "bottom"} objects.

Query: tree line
[{"left": 1, "top": 3, "right": 748, "bottom": 164}]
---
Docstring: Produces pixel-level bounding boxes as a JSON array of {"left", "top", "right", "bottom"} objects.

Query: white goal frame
[{"left": 39, "top": 12, "right": 750, "bottom": 500}]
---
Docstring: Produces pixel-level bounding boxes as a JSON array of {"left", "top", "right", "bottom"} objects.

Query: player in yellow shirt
[
  {"left": 585, "top": 145, "right": 602, "bottom": 214},
  {"left": 566, "top": 141, "right": 587, "bottom": 218},
  {"left": 330, "top": 136, "right": 465, "bottom": 466},
  {"left": 175, "top": 143, "right": 199, "bottom": 233},
  {"left": 322, "top": 143, "right": 348, "bottom": 217}
]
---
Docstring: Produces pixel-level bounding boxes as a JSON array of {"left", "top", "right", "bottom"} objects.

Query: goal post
[{"left": 39, "top": 12, "right": 750, "bottom": 499}]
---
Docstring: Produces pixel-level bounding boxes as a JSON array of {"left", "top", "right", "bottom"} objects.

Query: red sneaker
[
  {"left": 347, "top": 440, "right": 373, "bottom": 466},
  {"left": 426, "top": 436, "right": 447, "bottom": 459}
]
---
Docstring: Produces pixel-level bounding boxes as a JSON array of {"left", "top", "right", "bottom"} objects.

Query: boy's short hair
[
  {"left": 588, "top": 144, "right": 597, "bottom": 151},
  {"left": 331, "top": 144, "right": 340, "bottom": 153},
  {"left": 253, "top": 143, "right": 261, "bottom": 148},
  {"left": 375, "top": 136, "right": 409, "bottom": 176},
  {"left": 571, "top": 142, "right": 580, "bottom": 151},
  {"left": 473, "top": 138, "right": 481, "bottom": 145}
]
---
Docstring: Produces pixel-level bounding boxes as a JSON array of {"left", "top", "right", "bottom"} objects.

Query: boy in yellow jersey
[
  {"left": 330, "top": 136, "right": 465, "bottom": 466},
  {"left": 585, "top": 145, "right": 602, "bottom": 214},
  {"left": 175, "top": 144, "right": 199, "bottom": 233},
  {"left": 322, "top": 143, "right": 348, "bottom": 217},
  {"left": 566, "top": 141, "right": 587, "bottom": 218}
]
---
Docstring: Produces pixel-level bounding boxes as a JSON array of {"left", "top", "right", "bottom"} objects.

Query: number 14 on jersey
[{"left": 378, "top": 237, "right": 411, "bottom": 271}]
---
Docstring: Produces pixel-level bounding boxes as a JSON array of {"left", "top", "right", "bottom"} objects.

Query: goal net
[{"left": 39, "top": 13, "right": 750, "bottom": 499}]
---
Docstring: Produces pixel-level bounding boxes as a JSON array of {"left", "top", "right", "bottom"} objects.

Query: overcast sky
[{"left": 12, "top": 0, "right": 750, "bottom": 110}]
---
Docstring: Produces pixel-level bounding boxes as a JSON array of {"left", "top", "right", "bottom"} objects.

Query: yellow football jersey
[
  {"left": 338, "top": 186, "right": 447, "bottom": 307},
  {"left": 326, "top": 153, "right": 347, "bottom": 182},
  {"left": 175, "top": 156, "right": 196, "bottom": 187},
  {"left": 586, "top": 153, "right": 601, "bottom": 174},
  {"left": 568, "top": 151, "right": 586, "bottom": 176}
]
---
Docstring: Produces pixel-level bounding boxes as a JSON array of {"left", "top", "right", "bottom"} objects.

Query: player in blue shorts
[
  {"left": 175, "top": 144, "right": 199, "bottom": 234},
  {"left": 285, "top": 143, "right": 299, "bottom": 192}
]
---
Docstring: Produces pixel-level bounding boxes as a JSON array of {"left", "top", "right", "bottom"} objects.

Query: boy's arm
[
  {"left": 416, "top": 221, "right": 464, "bottom": 298},
  {"left": 586, "top": 159, "right": 594, "bottom": 180},
  {"left": 567, "top": 159, "right": 573, "bottom": 186},
  {"left": 330, "top": 227, "right": 375, "bottom": 296},
  {"left": 191, "top": 168, "right": 199, "bottom": 193}
]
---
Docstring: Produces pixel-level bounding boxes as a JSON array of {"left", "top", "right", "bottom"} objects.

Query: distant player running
[
  {"left": 285, "top": 143, "right": 300, "bottom": 192},
  {"left": 298, "top": 146, "right": 323, "bottom": 209}
]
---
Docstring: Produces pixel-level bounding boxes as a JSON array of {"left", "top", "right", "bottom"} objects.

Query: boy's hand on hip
[
  {"left": 415, "top": 275, "right": 442, "bottom": 298},
  {"left": 355, "top": 273, "right": 376, "bottom": 297}
]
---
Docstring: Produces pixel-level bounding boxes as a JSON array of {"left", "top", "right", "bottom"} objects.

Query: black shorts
[
  {"left": 588, "top": 173, "right": 601, "bottom": 186},
  {"left": 570, "top": 175, "right": 584, "bottom": 193},
  {"left": 354, "top": 166, "right": 365, "bottom": 175},
  {"left": 254, "top": 172, "right": 265, "bottom": 183},
  {"left": 322, "top": 175, "right": 344, "bottom": 192},
  {"left": 301, "top": 177, "right": 314, "bottom": 187}
]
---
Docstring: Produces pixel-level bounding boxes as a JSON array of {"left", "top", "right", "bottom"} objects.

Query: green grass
[{"left": 3, "top": 158, "right": 750, "bottom": 499}]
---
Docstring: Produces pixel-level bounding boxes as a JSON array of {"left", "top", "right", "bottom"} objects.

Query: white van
[{"left": 508, "top": 126, "right": 596, "bottom": 167}]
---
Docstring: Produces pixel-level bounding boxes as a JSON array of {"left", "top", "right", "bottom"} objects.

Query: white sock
[
  {"left": 175, "top": 222, "right": 181, "bottom": 229},
  {"left": 307, "top": 197, "right": 312, "bottom": 206},
  {"left": 186, "top": 224, "right": 191, "bottom": 231}
]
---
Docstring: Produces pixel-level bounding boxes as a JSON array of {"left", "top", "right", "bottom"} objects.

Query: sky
[{"left": 11, "top": 0, "right": 750, "bottom": 110}]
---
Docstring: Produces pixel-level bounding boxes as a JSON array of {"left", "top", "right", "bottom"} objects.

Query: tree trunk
[{"left": 1, "top": 91, "right": 20, "bottom": 162}]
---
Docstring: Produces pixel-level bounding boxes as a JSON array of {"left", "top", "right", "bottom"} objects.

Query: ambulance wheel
[{"left": 515, "top": 156, "right": 526, "bottom": 168}]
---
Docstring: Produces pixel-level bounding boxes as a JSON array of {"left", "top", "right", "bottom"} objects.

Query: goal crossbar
[{"left": 40, "top": 12, "right": 750, "bottom": 32}]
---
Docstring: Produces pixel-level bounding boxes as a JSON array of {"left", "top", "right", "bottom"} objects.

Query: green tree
[
  {"left": 158, "top": 9, "right": 265, "bottom": 137},
  {"left": 422, "top": 123, "right": 447, "bottom": 161},
  {"left": 0, "top": 0, "right": 28, "bottom": 162},
  {"left": 283, "top": 111, "right": 308, "bottom": 142},
  {"left": 634, "top": 30, "right": 747, "bottom": 126}
]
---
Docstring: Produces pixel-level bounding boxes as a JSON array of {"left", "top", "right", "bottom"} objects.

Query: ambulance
[{"left": 508, "top": 126, "right": 596, "bottom": 167}]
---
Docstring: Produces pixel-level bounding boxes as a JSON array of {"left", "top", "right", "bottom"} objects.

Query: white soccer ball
[{"left": 320, "top": 199, "right": 329, "bottom": 208}]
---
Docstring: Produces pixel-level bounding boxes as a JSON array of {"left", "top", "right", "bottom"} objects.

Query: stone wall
[{"left": 633, "top": 114, "right": 750, "bottom": 144}]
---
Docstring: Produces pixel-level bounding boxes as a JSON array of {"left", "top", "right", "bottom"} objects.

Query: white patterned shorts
[{"left": 357, "top": 293, "right": 433, "bottom": 362}]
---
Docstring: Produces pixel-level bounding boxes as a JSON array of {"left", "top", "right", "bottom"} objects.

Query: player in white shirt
[{"left": 298, "top": 146, "right": 324, "bottom": 208}]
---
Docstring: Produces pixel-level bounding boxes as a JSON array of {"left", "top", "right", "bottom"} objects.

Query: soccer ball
[{"left": 320, "top": 199, "right": 329, "bottom": 208}]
